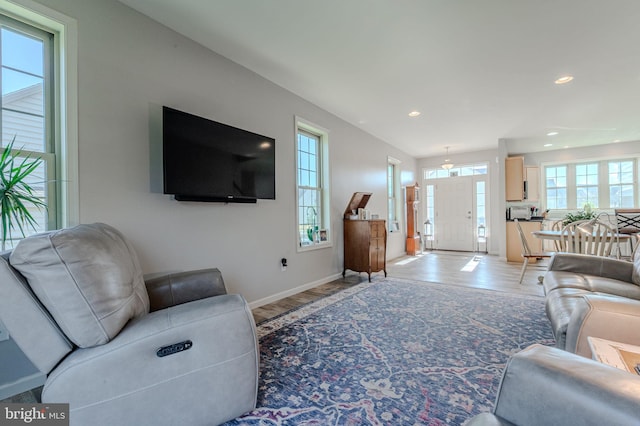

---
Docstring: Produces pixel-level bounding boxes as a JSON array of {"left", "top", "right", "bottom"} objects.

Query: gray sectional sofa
[
  {"left": 466, "top": 344, "right": 640, "bottom": 426},
  {"left": 543, "top": 251, "right": 640, "bottom": 356},
  {"left": 467, "top": 251, "right": 640, "bottom": 425}
]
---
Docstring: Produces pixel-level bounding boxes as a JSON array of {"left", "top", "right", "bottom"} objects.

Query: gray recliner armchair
[{"left": 0, "top": 223, "right": 259, "bottom": 425}]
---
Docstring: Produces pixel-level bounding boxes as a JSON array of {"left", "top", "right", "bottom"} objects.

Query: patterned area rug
[{"left": 226, "top": 277, "right": 555, "bottom": 426}]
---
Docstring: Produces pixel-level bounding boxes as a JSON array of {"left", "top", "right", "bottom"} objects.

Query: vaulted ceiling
[{"left": 120, "top": 0, "right": 640, "bottom": 158}]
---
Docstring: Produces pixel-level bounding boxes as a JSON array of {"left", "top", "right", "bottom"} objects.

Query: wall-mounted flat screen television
[{"left": 163, "top": 106, "right": 275, "bottom": 203}]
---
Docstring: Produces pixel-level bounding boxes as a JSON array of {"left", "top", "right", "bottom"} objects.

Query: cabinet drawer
[
  {"left": 369, "top": 237, "right": 385, "bottom": 269},
  {"left": 370, "top": 221, "right": 385, "bottom": 238}
]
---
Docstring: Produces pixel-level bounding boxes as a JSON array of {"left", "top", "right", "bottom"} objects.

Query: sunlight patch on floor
[
  {"left": 461, "top": 256, "right": 482, "bottom": 272},
  {"left": 394, "top": 254, "right": 425, "bottom": 266}
]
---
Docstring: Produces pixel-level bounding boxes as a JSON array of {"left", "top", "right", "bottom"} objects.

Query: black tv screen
[{"left": 162, "top": 106, "right": 275, "bottom": 202}]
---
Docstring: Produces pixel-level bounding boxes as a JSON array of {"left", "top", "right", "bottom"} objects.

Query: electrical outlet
[{"left": 281, "top": 258, "right": 287, "bottom": 271}]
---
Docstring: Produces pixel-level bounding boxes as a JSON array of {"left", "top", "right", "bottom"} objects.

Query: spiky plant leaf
[{"left": 0, "top": 136, "right": 47, "bottom": 250}]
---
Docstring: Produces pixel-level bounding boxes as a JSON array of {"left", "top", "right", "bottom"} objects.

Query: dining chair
[
  {"left": 550, "top": 219, "right": 564, "bottom": 251},
  {"left": 514, "top": 219, "right": 553, "bottom": 284},
  {"left": 614, "top": 208, "right": 640, "bottom": 257},
  {"left": 560, "top": 219, "right": 617, "bottom": 257}
]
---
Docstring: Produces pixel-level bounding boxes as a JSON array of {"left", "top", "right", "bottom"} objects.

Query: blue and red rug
[{"left": 226, "top": 278, "right": 555, "bottom": 425}]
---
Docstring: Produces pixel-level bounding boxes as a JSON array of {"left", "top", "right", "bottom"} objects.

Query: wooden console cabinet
[{"left": 342, "top": 192, "right": 387, "bottom": 282}]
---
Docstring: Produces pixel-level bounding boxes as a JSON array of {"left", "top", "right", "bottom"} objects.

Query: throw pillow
[{"left": 10, "top": 223, "right": 150, "bottom": 348}]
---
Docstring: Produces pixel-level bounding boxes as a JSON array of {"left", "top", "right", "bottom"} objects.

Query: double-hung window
[
  {"left": 545, "top": 166, "right": 567, "bottom": 209},
  {"left": 0, "top": 1, "right": 78, "bottom": 248},
  {"left": 0, "top": 15, "right": 55, "bottom": 246},
  {"left": 544, "top": 158, "right": 637, "bottom": 210},
  {"left": 609, "top": 160, "right": 635, "bottom": 208},
  {"left": 576, "top": 163, "right": 598, "bottom": 208},
  {"left": 296, "top": 117, "right": 330, "bottom": 250},
  {"left": 387, "top": 157, "right": 401, "bottom": 232}
]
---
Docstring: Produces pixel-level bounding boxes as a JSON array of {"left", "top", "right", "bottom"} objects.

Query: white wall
[{"left": 36, "top": 0, "right": 416, "bottom": 304}]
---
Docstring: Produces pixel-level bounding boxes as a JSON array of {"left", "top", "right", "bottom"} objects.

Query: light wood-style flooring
[{"left": 252, "top": 251, "right": 546, "bottom": 323}]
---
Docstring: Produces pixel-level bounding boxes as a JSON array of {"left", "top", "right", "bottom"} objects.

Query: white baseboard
[{"left": 249, "top": 272, "right": 344, "bottom": 309}]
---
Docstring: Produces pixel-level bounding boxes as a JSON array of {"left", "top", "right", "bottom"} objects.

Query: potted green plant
[
  {"left": 0, "top": 136, "right": 46, "bottom": 250},
  {"left": 562, "top": 203, "right": 596, "bottom": 226}
]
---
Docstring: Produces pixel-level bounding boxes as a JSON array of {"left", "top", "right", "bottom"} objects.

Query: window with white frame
[
  {"left": 0, "top": 3, "right": 78, "bottom": 248},
  {"left": 544, "top": 158, "right": 637, "bottom": 210},
  {"left": 609, "top": 160, "right": 634, "bottom": 208},
  {"left": 424, "top": 183, "right": 434, "bottom": 239},
  {"left": 296, "top": 118, "right": 330, "bottom": 250},
  {"left": 576, "top": 163, "right": 599, "bottom": 208},
  {"left": 0, "top": 14, "right": 55, "bottom": 246},
  {"left": 423, "top": 163, "right": 487, "bottom": 180},
  {"left": 476, "top": 181, "right": 486, "bottom": 228},
  {"left": 387, "top": 157, "right": 400, "bottom": 232},
  {"left": 545, "top": 166, "right": 567, "bottom": 209}
]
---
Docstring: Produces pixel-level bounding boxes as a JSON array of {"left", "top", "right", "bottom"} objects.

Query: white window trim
[
  {"left": 387, "top": 156, "right": 401, "bottom": 233},
  {"left": 295, "top": 116, "right": 331, "bottom": 252},
  {"left": 1, "top": 0, "right": 79, "bottom": 228}
]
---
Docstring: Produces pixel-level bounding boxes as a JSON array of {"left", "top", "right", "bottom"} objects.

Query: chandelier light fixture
[{"left": 441, "top": 146, "right": 453, "bottom": 170}]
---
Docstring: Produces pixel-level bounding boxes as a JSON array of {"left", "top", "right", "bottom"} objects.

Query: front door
[{"left": 434, "top": 176, "right": 474, "bottom": 251}]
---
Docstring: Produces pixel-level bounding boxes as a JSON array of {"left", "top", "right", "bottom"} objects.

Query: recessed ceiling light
[
  {"left": 612, "top": 139, "right": 621, "bottom": 143},
  {"left": 554, "top": 75, "right": 574, "bottom": 85},
  {"left": 547, "top": 131, "right": 559, "bottom": 136},
  {"left": 544, "top": 143, "right": 553, "bottom": 147},
  {"left": 408, "top": 111, "right": 421, "bottom": 117}
]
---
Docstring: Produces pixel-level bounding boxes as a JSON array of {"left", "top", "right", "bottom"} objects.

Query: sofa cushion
[
  {"left": 10, "top": 223, "right": 150, "bottom": 348},
  {"left": 544, "top": 270, "right": 640, "bottom": 301}
]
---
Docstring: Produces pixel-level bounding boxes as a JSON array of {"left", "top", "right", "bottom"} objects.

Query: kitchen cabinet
[
  {"left": 525, "top": 166, "right": 540, "bottom": 202},
  {"left": 506, "top": 220, "right": 542, "bottom": 263},
  {"left": 505, "top": 156, "right": 524, "bottom": 201},
  {"left": 506, "top": 157, "right": 539, "bottom": 202}
]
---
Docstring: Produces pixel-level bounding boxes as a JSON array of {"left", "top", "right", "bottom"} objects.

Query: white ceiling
[{"left": 119, "top": 0, "right": 640, "bottom": 158}]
